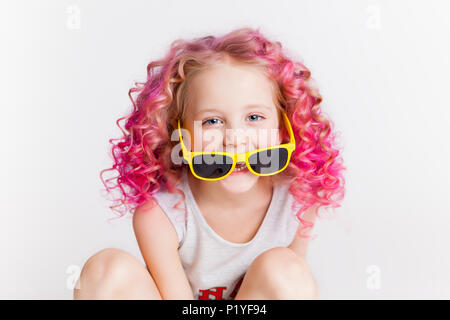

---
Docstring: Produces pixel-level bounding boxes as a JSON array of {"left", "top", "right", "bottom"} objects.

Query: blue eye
[
  {"left": 202, "top": 118, "right": 222, "bottom": 126},
  {"left": 248, "top": 114, "right": 264, "bottom": 121}
]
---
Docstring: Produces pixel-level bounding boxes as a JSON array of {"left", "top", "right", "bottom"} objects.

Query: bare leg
[
  {"left": 234, "top": 247, "right": 319, "bottom": 300},
  {"left": 73, "top": 248, "right": 162, "bottom": 300}
]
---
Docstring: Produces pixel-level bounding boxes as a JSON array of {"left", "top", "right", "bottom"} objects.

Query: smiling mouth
[{"left": 232, "top": 162, "right": 248, "bottom": 173}]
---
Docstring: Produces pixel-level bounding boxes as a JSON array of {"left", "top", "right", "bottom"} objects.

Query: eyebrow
[{"left": 194, "top": 104, "right": 273, "bottom": 116}]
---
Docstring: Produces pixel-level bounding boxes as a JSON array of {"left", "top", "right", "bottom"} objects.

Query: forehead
[{"left": 186, "top": 63, "right": 277, "bottom": 115}]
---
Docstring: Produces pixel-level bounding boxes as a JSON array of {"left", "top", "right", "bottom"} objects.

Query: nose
[{"left": 224, "top": 126, "right": 250, "bottom": 154}]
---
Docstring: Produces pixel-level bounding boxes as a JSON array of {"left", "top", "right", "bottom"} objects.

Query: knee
[
  {"left": 78, "top": 248, "right": 134, "bottom": 290},
  {"left": 252, "top": 247, "right": 307, "bottom": 280},
  {"left": 251, "top": 247, "right": 319, "bottom": 299}
]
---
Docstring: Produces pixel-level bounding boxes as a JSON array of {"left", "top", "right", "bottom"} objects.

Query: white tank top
[{"left": 151, "top": 168, "right": 301, "bottom": 300}]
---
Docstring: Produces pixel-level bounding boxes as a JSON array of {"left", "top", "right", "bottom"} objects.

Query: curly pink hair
[{"left": 100, "top": 27, "right": 346, "bottom": 237}]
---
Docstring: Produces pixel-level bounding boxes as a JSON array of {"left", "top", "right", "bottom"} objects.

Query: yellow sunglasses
[{"left": 177, "top": 110, "right": 296, "bottom": 181}]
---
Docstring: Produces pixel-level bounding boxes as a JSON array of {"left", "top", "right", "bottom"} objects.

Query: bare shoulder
[
  {"left": 132, "top": 199, "right": 179, "bottom": 250},
  {"left": 132, "top": 199, "right": 160, "bottom": 227},
  {"left": 288, "top": 205, "right": 318, "bottom": 258}
]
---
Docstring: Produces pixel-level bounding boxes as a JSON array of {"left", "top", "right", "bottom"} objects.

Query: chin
[{"left": 218, "top": 171, "right": 259, "bottom": 193}]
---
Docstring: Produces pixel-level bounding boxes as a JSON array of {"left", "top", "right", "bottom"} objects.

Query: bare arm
[{"left": 133, "top": 201, "right": 194, "bottom": 300}]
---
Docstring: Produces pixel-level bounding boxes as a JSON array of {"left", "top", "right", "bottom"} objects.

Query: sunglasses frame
[{"left": 177, "top": 110, "right": 296, "bottom": 181}]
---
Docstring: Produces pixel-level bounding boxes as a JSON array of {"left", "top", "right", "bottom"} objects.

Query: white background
[{"left": 1, "top": 0, "right": 449, "bottom": 299}]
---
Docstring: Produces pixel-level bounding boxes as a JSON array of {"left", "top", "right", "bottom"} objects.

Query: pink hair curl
[{"left": 100, "top": 27, "right": 346, "bottom": 238}]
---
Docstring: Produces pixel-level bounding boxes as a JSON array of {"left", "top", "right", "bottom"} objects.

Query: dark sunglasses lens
[
  {"left": 192, "top": 154, "right": 234, "bottom": 179},
  {"left": 248, "top": 148, "right": 288, "bottom": 174}
]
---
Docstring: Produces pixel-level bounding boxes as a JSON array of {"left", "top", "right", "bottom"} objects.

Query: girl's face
[{"left": 183, "top": 62, "right": 282, "bottom": 193}]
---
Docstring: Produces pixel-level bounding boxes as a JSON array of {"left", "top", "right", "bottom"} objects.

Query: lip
[{"left": 230, "top": 166, "right": 249, "bottom": 176}]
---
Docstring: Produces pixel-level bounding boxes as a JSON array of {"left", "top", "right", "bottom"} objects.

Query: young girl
[{"left": 74, "top": 27, "right": 346, "bottom": 300}]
